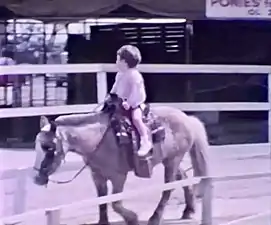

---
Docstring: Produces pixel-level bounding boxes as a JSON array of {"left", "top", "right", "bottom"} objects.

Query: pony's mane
[{"left": 55, "top": 111, "right": 106, "bottom": 127}]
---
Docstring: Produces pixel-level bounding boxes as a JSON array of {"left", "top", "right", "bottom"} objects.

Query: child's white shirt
[{"left": 110, "top": 69, "right": 146, "bottom": 108}]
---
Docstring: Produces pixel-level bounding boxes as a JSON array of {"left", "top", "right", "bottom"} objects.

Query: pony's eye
[
  {"left": 41, "top": 144, "right": 49, "bottom": 149},
  {"left": 53, "top": 138, "right": 58, "bottom": 144},
  {"left": 41, "top": 144, "right": 54, "bottom": 151}
]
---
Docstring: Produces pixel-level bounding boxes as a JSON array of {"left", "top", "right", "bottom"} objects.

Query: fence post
[
  {"left": 96, "top": 71, "right": 107, "bottom": 103},
  {"left": 13, "top": 168, "right": 27, "bottom": 215},
  {"left": 46, "top": 208, "right": 61, "bottom": 225},
  {"left": 268, "top": 72, "right": 271, "bottom": 145},
  {"left": 201, "top": 177, "right": 213, "bottom": 225}
]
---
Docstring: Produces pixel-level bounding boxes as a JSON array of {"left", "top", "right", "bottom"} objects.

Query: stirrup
[{"left": 137, "top": 143, "right": 152, "bottom": 157}]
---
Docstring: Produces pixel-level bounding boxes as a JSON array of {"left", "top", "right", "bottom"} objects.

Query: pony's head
[
  {"left": 33, "top": 116, "right": 64, "bottom": 186},
  {"left": 102, "top": 93, "right": 125, "bottom": 116}
]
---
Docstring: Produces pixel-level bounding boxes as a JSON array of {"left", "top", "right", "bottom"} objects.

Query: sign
[{"left": 206, "top": 0, "right": 271, "bottom": 19}]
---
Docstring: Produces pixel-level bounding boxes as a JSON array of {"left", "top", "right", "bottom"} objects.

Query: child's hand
[{"left": 122, "top": 101, "right": 130, "bottom": 110}]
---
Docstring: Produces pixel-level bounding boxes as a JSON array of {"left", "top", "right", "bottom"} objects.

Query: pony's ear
[{"left": 40, "top": 116, "right": 50, "bottom": 129}]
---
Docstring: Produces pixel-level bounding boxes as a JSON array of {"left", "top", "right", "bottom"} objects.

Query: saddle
[
  {"left": 103, "top": 95, "right": 165, "bottom": 178},
  {"left": 112, "top": 104, "right": 165, "bottom": 146}
]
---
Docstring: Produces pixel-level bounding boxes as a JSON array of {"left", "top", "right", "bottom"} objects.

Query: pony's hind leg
[
  {"left": 92, "top": 171, "right": 110, "bottom": 225},
  {"left": 147, "top": 159, "right": 178, "bottom": 225},
  {"left": 111, "top": 174, "right": 139, "bottom": 225},
  {"left": 176, "top": 168, "right": 195, "bottom": 219}
]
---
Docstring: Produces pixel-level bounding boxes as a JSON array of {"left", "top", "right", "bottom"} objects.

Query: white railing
[
  {"left": 1, "top": 170, "right": 271, "bottom": 225},
  {"left": 0, "top": 160, "right": 84, "bottom": 216},
  {"left": 0, "top": 64, "right": 270, "bottom": 123},
  {"left": 0, "top": 64, "right": 271, "bottom": 224}
]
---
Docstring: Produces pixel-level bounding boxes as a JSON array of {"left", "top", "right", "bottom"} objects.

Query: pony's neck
[
  {"left": 55, "top": 111, "right": 107, "bottom": 126},
  {"left": 56, "top": 112, "right": 110, "bottom": 156}
]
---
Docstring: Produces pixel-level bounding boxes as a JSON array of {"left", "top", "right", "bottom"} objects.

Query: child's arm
[
  {"left": 125, "top": 72, "right": 146, "bottom": 109},
  {"left": 110, "top": 72, "right": 120, "bottom": 94}
]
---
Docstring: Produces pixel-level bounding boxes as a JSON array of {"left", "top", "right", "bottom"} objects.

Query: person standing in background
[{"left": 0, "top": 48, "right": 22, "bottom": 107}]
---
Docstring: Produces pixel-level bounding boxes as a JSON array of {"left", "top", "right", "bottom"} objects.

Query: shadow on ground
[{"left": 79, "top": 219, "right": 197, "bottom": 225}]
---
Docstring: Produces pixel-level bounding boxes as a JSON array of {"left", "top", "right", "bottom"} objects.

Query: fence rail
[
  {"left": 0, "top": 102, "right": 269, "bottom": 118},
  {"left": 0, "top": 63, "right": 271, "bottom": 112},
  {"left": 1, "top": 63, "right": 271, "bottom": 75},
  {"left": 1, "top": 171, "right": 271, "bottom": 225}
]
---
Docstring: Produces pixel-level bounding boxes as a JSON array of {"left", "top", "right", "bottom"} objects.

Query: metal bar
[
  {"left": 1, "top": 64, "right": 270, "bottom": 75},
  {"left": 96, "top": 71, "right": 107, "bottom": 103},
  {"left": 29, "top": 75, "right": 33, "bottom": 107},
  {"left": 13, "top": 169, "right": 27, "bottom": 214},
  {"left": 268, "top": 72, "right": 271, "bottom": 144}
]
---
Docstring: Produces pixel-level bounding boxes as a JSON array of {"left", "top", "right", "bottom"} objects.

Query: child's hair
[{"left": 117, "top": 45, "right": 142, "bottom": 68}]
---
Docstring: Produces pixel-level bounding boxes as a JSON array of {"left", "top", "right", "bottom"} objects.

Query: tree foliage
[{"left": 5, "top": 19, "right": 67, "bottom": 64}]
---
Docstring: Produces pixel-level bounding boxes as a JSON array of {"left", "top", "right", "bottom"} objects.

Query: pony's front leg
[
  {"left": 111, "top": 174, "right": 139, "bottom": 225},
  {"left": 92, "top": 171, "right": 110, "bottom": 225}
]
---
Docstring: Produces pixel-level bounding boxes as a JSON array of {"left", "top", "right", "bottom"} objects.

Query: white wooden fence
[
  {"left": 0, "top": 64, "right": 271, "bottom": 225},
  {"left": 0, "top": 64, "right": 271, "bottom": 123},
  {"left": 1, "top": 170, "right": 271, "bottom": 225}
]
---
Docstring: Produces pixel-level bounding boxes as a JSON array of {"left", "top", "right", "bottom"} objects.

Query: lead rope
[{"left": 49, "top": 163, "right": 88, "bottom": 184}]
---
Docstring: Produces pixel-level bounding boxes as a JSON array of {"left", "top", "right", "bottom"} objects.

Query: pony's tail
[
  {"left": 189, "top": 116, "right": 210, "bottom": 177},
  {"left": 188, "top": 116, "right": 210, "bottom": 197}
]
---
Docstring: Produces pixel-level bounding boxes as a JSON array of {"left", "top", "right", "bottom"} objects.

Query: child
[{"left": 110, "top": 45, "right": 152, "bottom": 157}]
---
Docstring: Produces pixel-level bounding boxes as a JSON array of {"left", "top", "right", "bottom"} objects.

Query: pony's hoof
[
  {"left": 147, "top": 217, "right": 163, "bottom": 225},
  {"left": 181, "top": 206, "right": 195, "bottom": 220},
  {"left": 81, "top": 222, "right": 110, "bottom": 225},
  {"left": 127, "top": 219, "right": 139, "bottom": 225},
  {"left": 98, "top": 222, "right": 111, "bottom": 225},
  {"left": 181, "top": 211, "right": 195, "bottom": 220}
]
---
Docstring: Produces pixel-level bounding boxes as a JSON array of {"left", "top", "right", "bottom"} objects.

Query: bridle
[
  {"left": 34, "top": 100, "right": 112, "bottom": 185},
  {"left": 33, "top": 136, "right": 89, "bottom": 185}
]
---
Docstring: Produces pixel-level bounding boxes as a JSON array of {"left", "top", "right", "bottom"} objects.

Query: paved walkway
[{"left": 219, "top": 211, "right": 271, "bottom": 225}]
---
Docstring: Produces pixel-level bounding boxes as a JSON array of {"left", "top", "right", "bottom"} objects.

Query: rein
[{"left": 48, "top": 163, "right": 88, "bottom": 184}]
